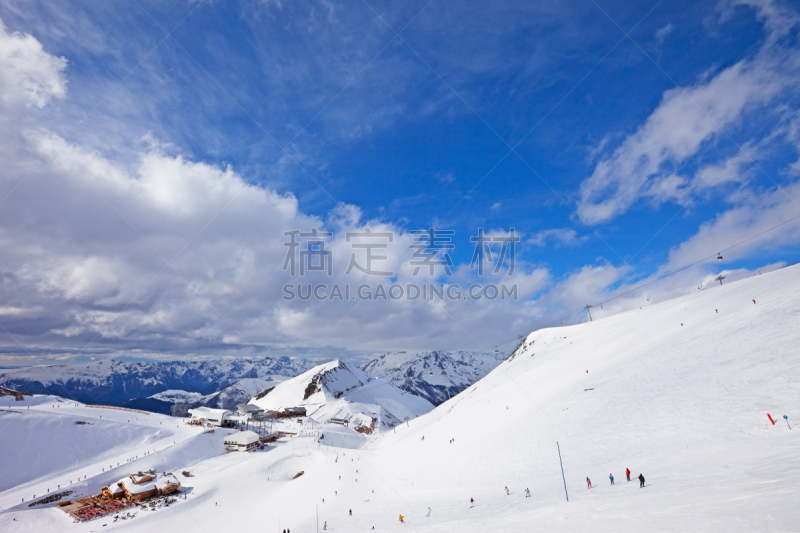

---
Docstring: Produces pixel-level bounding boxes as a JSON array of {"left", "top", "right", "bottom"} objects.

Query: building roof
[
  {"left": 117, "top": 473, "right": 180, "bottom": 495},
  {"left": 188, "top": 407, "right": 232, "bottom": 419},
  {"left": 224, "top": 430, "right": 260, "bottom": 445},
  {"left": 106, "top": 482, "right": 124, "bottom": 495}
]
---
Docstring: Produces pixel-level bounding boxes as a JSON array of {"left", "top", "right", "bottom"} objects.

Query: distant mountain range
[
  {"left": 360, "top": 350, "right": 507, "bottom": 405},
  {"left": 0, "top": 350, "right": 506, "bottom": 414},
  {"left": 0, "top": 357, "right": 311, "bottom": 413}
]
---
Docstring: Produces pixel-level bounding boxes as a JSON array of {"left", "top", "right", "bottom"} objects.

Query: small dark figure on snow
[
  {"left": 349, "top": 509, "right": 352, "bottom": 516},
  {"left": 626, "top": 468, "right": 631, "bottom": 482},
  {"left": 470, "top": 497, "right": 474, "bottom": 507},
  {"left": 586, "top": 477, "right": 592, "bottom": 488},
  {"left": 525, "top": 488, "right": 531, "bottom": 497},
  {"left": 638, "top": 473, "right": 645, "bottom": 488},
  {"left": 609, "top": 473, "right": 614, "bottom": 485}
]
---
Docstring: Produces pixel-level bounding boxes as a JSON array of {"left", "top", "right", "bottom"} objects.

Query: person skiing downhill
[
  {"left": 626, "top": 468, "right": 631, "bottom": 482},
  {"left": 399, "top": 514, "right": 404, "bottom": 523},
  {"left": 609, "top": 473, "right": 614, "bottom": 485},
  {"left": 638, "top": 473, "right": 645, "bottom": 488},
  {"left": 504, "top": 486, "right": 509, "bottom": 495},
  {"left": 323, "top": 522, "right": 327, "bottom": 530},
  {"left": 349, "top": 509, "right": 352, "bottom": 516},
  {"left": 586, "top": 477, "right": 592, "bottom": 488},
  {"left": 426, "top": 507, "right": 431, "bottom": 517},
  {"left": 470, "top": 497, "right": 474, "bottom": 507},
  {"left": 525, "top": 488, "right": 531, "bottom": 498}
]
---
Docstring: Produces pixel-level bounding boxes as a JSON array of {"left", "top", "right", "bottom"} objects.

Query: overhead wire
[{"left": 490, "top": 211, "right": 800, "bottom": 352}]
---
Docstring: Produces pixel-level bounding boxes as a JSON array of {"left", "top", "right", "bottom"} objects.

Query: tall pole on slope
[
  {"left": 316, "top": 504, "right": 319, "bottom": 533},
  {"left": 583, "top": 304, "right": 593, "bottom": 322},
  {"left": 557, "top": 441, "right": 569, "bottom": 502}
]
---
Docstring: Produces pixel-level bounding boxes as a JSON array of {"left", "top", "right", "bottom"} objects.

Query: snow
[
  {"left": 149, "top": 390, "right": 204, "bottom": 404},
  {"left": 362, "top": 350, "right": 506, "bottom": 404},
  {"left": 248, "top": 360, "right": 434, "bottom": 428},
  {"left": 2, "top": 264, "right": 799, "bottom": 532},
  {"left": 224, "top": 431, "right": 259, "bottom": 446}
]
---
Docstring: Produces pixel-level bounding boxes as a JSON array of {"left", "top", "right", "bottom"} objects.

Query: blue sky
[{"left": 1, "top": 0, "right": 799, "bottom": 365}]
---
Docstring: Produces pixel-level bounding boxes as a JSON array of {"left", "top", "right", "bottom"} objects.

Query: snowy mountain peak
[
  {"left": 249, "top": 359, "right": 433, "bottom": 429},
  {"left": 361, "top": 350, "right": 506, "bottom": 405}
]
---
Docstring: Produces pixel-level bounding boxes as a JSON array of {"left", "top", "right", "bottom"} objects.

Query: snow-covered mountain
[
  {"left": 3, "top": 264, "right": 800, "bottom": 532},
  {"left": 361, "top": 350, "right": 506, "bottom": 405},
  {"left": 194, "top": 377, "right": 288, "bottom": 410},
  {"left": 249, "top": 360, "right": 434, "bottom": 430},
  {"left": 0, "top": 356, "right": 312, "bottom": 408}
]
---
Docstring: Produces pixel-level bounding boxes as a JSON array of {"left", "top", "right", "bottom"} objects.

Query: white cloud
[
  {"left": 654, "top": 23, "right": 673, "bottom": 45},
  {"left": 577, "top": 2, "right": 800, "bottom": 224},
  {"left": 0, "top": 19, "right": 67, "bottom": 108},
  {"left": 528, "top": 228, "right": 586, "bottom": 247}
]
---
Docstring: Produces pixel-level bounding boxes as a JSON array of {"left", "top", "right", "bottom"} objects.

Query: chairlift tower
[
  {"left": 715, "top": 275, "right": 725, "bottom": 285},
  {"left": 584, "top": 304, "right": 593, "bottom": 321}
]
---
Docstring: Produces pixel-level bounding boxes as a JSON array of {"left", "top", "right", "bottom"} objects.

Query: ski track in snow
[{"left": 2, "top": 265, "right": 800, "bottom": 532}]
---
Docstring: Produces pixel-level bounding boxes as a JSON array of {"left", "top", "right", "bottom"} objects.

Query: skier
[
  {"left": 323, "top": 522, "right": 327, "bottom": 530},
  {"left": 349, "top": 509, "right": 352, "bottom": 516},
  {"left": 399, "top": 514, "right": 405, "bottom": 523},
  {"left": 586, "top": 477, "right": 592, "bottom": 488},
  {"left": 470, "top": 497, "right": 474, "bottom": 507},
  {"left": 504, "top": 486, "right": 509, "bottom": 495},
  {"left": 609, "top": 473, "right": 614, "bottom": 485},
  {"left": 426, "top": 507, "right": 431, "bottom": 517},
  {"left": 525, "top": 488, "right": 531, "bottom": 498},
  {"left": 626, "top": 468, "right": 631, "bottom": 482},
  {"left": 638, "top": 473, "right": 645, "bottom": 488}
]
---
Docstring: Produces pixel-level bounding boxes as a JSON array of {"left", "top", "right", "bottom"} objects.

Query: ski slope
[
  {"left": 0, "top": 395, "right": 228, "bottom": 516},
  {"left": 2, "top": 264, "right": 798, "bottom": 532}
]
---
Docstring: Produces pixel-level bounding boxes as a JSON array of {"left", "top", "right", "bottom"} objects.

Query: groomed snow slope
[
  {"left": 0, "top": 395, "right": 227, "bottom": 512},
  {"left": 3, "top": 264, "right": 799, "bottom": 532}
]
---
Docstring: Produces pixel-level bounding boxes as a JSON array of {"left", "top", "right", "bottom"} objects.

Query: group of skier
[{"left": 588, "top": 469, "right": 645, "bottom": 489}]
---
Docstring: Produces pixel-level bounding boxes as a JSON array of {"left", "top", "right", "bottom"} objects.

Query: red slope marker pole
[{"left": 768, "top": 414, "right": 776, "bottom": 425}]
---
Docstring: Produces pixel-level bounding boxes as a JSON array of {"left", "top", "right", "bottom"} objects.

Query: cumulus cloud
[
  {"left": 1, "top": 10, "right": 798, "bottom": 367},
  {"left": 0, "top": 19, "right": 66, "bottom": 108}
]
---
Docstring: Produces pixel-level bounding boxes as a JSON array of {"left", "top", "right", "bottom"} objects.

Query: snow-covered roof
[
  {"left": 118, "top": 473, "right": 180, "bottom": 495},
  {"left": 224, "top": 430, "right": 260, "bottom": 445},
  {"left": 188, "top": 407, "right": 232, "bottom": 420},
  {"left": 106, "top": 482, "right": 124, "bottom": 495}
]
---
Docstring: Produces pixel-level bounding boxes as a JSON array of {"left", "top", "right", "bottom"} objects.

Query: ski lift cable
[
  {"left": 490, "top": 212, "right": 800, "bottom": 349},
  {"left": 594, "top": 211, "right": 800, "bottom": 308}
]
